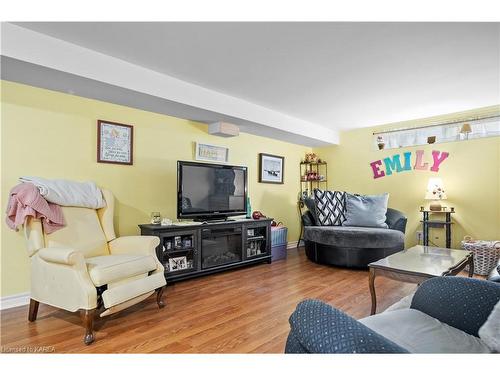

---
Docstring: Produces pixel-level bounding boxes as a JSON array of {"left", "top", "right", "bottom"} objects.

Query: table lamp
[
  {"left": 460, "top": 123, "right": 472, "bottom": 140},
  {"left": 425, "top": 177, "right": 447, "bottom": 211}
]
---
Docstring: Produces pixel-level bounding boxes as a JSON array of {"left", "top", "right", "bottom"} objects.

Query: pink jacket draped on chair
[{"left": 6, "top": 183, "right": 65, "bottom": 234}]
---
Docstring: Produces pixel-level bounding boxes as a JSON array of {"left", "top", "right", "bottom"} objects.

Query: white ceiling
[{"left": 5, "top": 22, "right": 500, "bottom": 137}]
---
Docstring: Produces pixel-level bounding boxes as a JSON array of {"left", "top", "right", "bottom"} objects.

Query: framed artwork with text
[
  {"left": 195, "top": 142, "right": 229, "bottom": 163},
  {"left": 97, "top": 120, "right": 133, "bottom": 165}
]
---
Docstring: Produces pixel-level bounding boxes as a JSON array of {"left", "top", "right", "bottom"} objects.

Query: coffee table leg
[
  {"left": 369, "top": 268, "right": 377, "bottom": 315},
  {"left": 468, "top": 255, "right": 474, "bottom": 277}
]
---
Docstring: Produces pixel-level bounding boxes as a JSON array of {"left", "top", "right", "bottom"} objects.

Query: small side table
[{"left": 420, "top": 208, "right": 455, "bottom": 249}]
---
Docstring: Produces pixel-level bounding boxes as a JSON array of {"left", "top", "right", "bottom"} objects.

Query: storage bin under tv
[{"left": 139, "top": 218, "right": 273, "bottom": 282}]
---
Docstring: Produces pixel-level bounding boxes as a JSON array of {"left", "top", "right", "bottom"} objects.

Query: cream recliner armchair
[{"left": 24, "top": 189, "right": 166, "bottom": 345}]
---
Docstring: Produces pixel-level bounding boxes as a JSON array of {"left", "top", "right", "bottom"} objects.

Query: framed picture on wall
[
  {"left": 259, "top": 153, "right": 284, "bottom": 184},
  {"left": 97, "top": 120, "right": 133, "bottom": 165},
  {"left": 195, "top": 142, "right": 229, "bottom": 163}
]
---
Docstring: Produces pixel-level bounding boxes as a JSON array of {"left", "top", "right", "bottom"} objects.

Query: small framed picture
[
  {"left": 164, "top": 239, "right": 173, "bottom": 251},
  {"left": 195, "top": 142, "right": 229, "bottom": 163},
  {"left": 174, "top": 236, "right": 182, "bottom": 249},
  {"left": 169, "top": 256, "right": 187, "bottom": 271},
  {"left": 97, "top": 120, "right": 133, "bottom": 165},
  {"left": 183, "top": 237, "right": 192, "bottom": 248},
  {"left": 259, "top": 153, "right": 284, "bottom": 184}
]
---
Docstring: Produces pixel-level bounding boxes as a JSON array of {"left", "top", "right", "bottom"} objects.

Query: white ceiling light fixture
[{"left": 208, "top": 121, "right": 240, "bottom": 137}]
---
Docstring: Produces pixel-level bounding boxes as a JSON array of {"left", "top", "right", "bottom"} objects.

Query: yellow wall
[
  {"left": 2, "top": 79, "right": 499, "bottom": 299},
  {"left": 0, "top": 80, "right": 310, "bottom": 297},
  {"left": 314, "top": 106, "right": 500, "bottom": 249}
]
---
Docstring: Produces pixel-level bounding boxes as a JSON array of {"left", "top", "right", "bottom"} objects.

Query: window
[{"left": 374, "top": 115, "right": 500, "bottom": 150}]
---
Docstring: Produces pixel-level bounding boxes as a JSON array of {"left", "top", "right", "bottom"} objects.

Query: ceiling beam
[{"left": 1, "top": 23, "right": 339, "bottom": 146}]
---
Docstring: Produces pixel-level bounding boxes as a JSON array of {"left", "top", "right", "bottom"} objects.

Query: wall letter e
[{"left": 370, "top": 160, "right": 385, "bottom": 179}]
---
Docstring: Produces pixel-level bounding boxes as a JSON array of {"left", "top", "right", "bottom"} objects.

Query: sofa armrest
[
  {"left": 108, "top": 236, "right": 160, "bottom": 256},
  {"left": 38, "top": 247, "right": 84, "bottom": 266},
  {"left": 410, "top": 277, "right": 500, "bottom": 337},
  {"left": 285, "top": 299, "right": 408, "bottom": 353},
  {"left": 385, "top": 208, "right": 407, "bottom": 233},
  {"left": 301, "top": 212, "right": 315, "bottom": 227}
]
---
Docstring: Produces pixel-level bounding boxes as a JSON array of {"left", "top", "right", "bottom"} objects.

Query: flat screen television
[{"left": 177, "top": 161, "right": 247, "bottom": 221}]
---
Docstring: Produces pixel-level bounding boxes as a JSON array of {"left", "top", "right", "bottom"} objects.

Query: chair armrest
[
  {"left": 108, "top": 236, "right": 160, "bottom": 256},
  {"left": 301, "top": 212, "right": 315, "bottom": 227},
  {"left": 410, "top": 277, "right": 500, "bottom": 337},
  {"left": 38, "top": 247, "right": 84, "bottom": 265},
  {"left": 286, "top": 299, "right": 408, "bottom": 353}
]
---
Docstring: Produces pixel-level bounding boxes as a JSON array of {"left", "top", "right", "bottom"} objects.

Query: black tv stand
[{"left": 139, "top": 218, "right": 273, "bottom": 283}]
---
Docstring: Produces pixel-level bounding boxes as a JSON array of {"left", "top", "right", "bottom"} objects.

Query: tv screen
[{"left": 177, "top": 161, "right": 247, "bottom": 219}]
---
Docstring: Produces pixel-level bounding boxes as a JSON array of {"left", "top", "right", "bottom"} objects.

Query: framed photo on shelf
[
  {"left": 195, "top": 142, "right": 229, "bottom": 163},
  {"left": 164, "top": 239, "right": 173, "bottom": 251},
  {"left": 168, "top": 256, "right": 188, "bottom": 271},
  {"left": 183, "top": 237, "right": 192, "bottom": 248},
  {"left": 174, "top": 236, "right": 182, "bottom": 249},
  {"left": 97, "top": 120, "right": 133, "bottom": 165},
  {"left": 259, "top": 153, "right": 284, "bottom": 184}
]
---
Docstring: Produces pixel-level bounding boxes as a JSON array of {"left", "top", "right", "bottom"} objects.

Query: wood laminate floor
[{"left": 1, "top": 248, "right": 416, "bottom": 353}]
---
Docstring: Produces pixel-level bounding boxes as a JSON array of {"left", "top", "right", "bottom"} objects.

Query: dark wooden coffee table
[{"left": 368, "top": 245, "right": 473, "bottom": 315}]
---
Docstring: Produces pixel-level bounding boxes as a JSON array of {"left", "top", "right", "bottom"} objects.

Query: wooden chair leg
[
  {"left": 81, "top": 309, "right": 95, "bottom": 345},
  {"left": 156, "top": 286, "right": 166, "bottom": 309},
  {"left": 28, "top": 299, "right": 39, "bottom": 322}
]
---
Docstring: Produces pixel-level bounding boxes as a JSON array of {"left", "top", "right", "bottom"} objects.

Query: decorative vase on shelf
[
  {"left": 246, "top": 196, "right": 252, "bottom": 219},
  {"left": 376, "top": 136, "right": 385, "bottom": 150}
]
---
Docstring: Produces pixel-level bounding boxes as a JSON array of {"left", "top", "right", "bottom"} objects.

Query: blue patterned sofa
[{"left": 285, "top": 277, "right": 500, "bottom": 353}]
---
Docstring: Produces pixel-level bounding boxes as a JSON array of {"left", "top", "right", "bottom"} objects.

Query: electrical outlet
[{"left": 416, "top": 231, "right": 423, "bottom": 243}]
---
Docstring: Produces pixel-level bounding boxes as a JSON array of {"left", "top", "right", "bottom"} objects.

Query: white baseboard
[
  {"left": 287, "top": 241, "right": 300, "bottom": 249},
  {"left": 0, "top": 292, "right": 30, "bottom": 310}
]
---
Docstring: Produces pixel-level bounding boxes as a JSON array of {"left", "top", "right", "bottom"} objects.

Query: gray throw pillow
[
  {"left": 303, "top": 197, "right": 318, "bottom": 225},
  {"left": 343, "top": 193, "right": 389, "bottom": 228}
]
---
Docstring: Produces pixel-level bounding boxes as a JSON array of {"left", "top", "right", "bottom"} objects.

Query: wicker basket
[{"left": 460, "top": 236, "right": 500, "bottom": 276}]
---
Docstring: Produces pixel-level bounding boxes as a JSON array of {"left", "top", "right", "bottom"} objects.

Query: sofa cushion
[
  {"left": 343, "top": 193, "right": 389, "bottom": 228},
  {"left": 478, "top": 299, "right": 500, "bottom": 352},
  {"left": 303, "top": 225, "right": 404, "bottom": 249},
  {"left": 313, "top": 189, "right": 346, "bottom": 226},
  {"left": 359, "top": 309, "right": 490, "bottom": 353},
  {"left": 86, "top": 254, "right": 157, "bottom": 286}
]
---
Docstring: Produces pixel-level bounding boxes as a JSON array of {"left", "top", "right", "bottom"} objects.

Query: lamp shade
[
  {"left": 460, "top": 123, "right": 472, "bottom": 133},
  {"left": 425, "top": 178, "right": 447, "bottom": 200}
]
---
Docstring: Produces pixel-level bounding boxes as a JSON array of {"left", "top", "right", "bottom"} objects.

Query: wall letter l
[{"left": 414, "top": 150, "right": 428, "bottom": 170}]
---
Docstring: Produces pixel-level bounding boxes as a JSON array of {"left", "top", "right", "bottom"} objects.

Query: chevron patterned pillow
[{"left": 313, "top": 189, "right": 347, "bottom": 226}]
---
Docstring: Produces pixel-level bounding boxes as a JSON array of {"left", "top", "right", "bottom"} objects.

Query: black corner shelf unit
[{"left": 139, "top": 218, "right": 273, "bottom": 283}]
